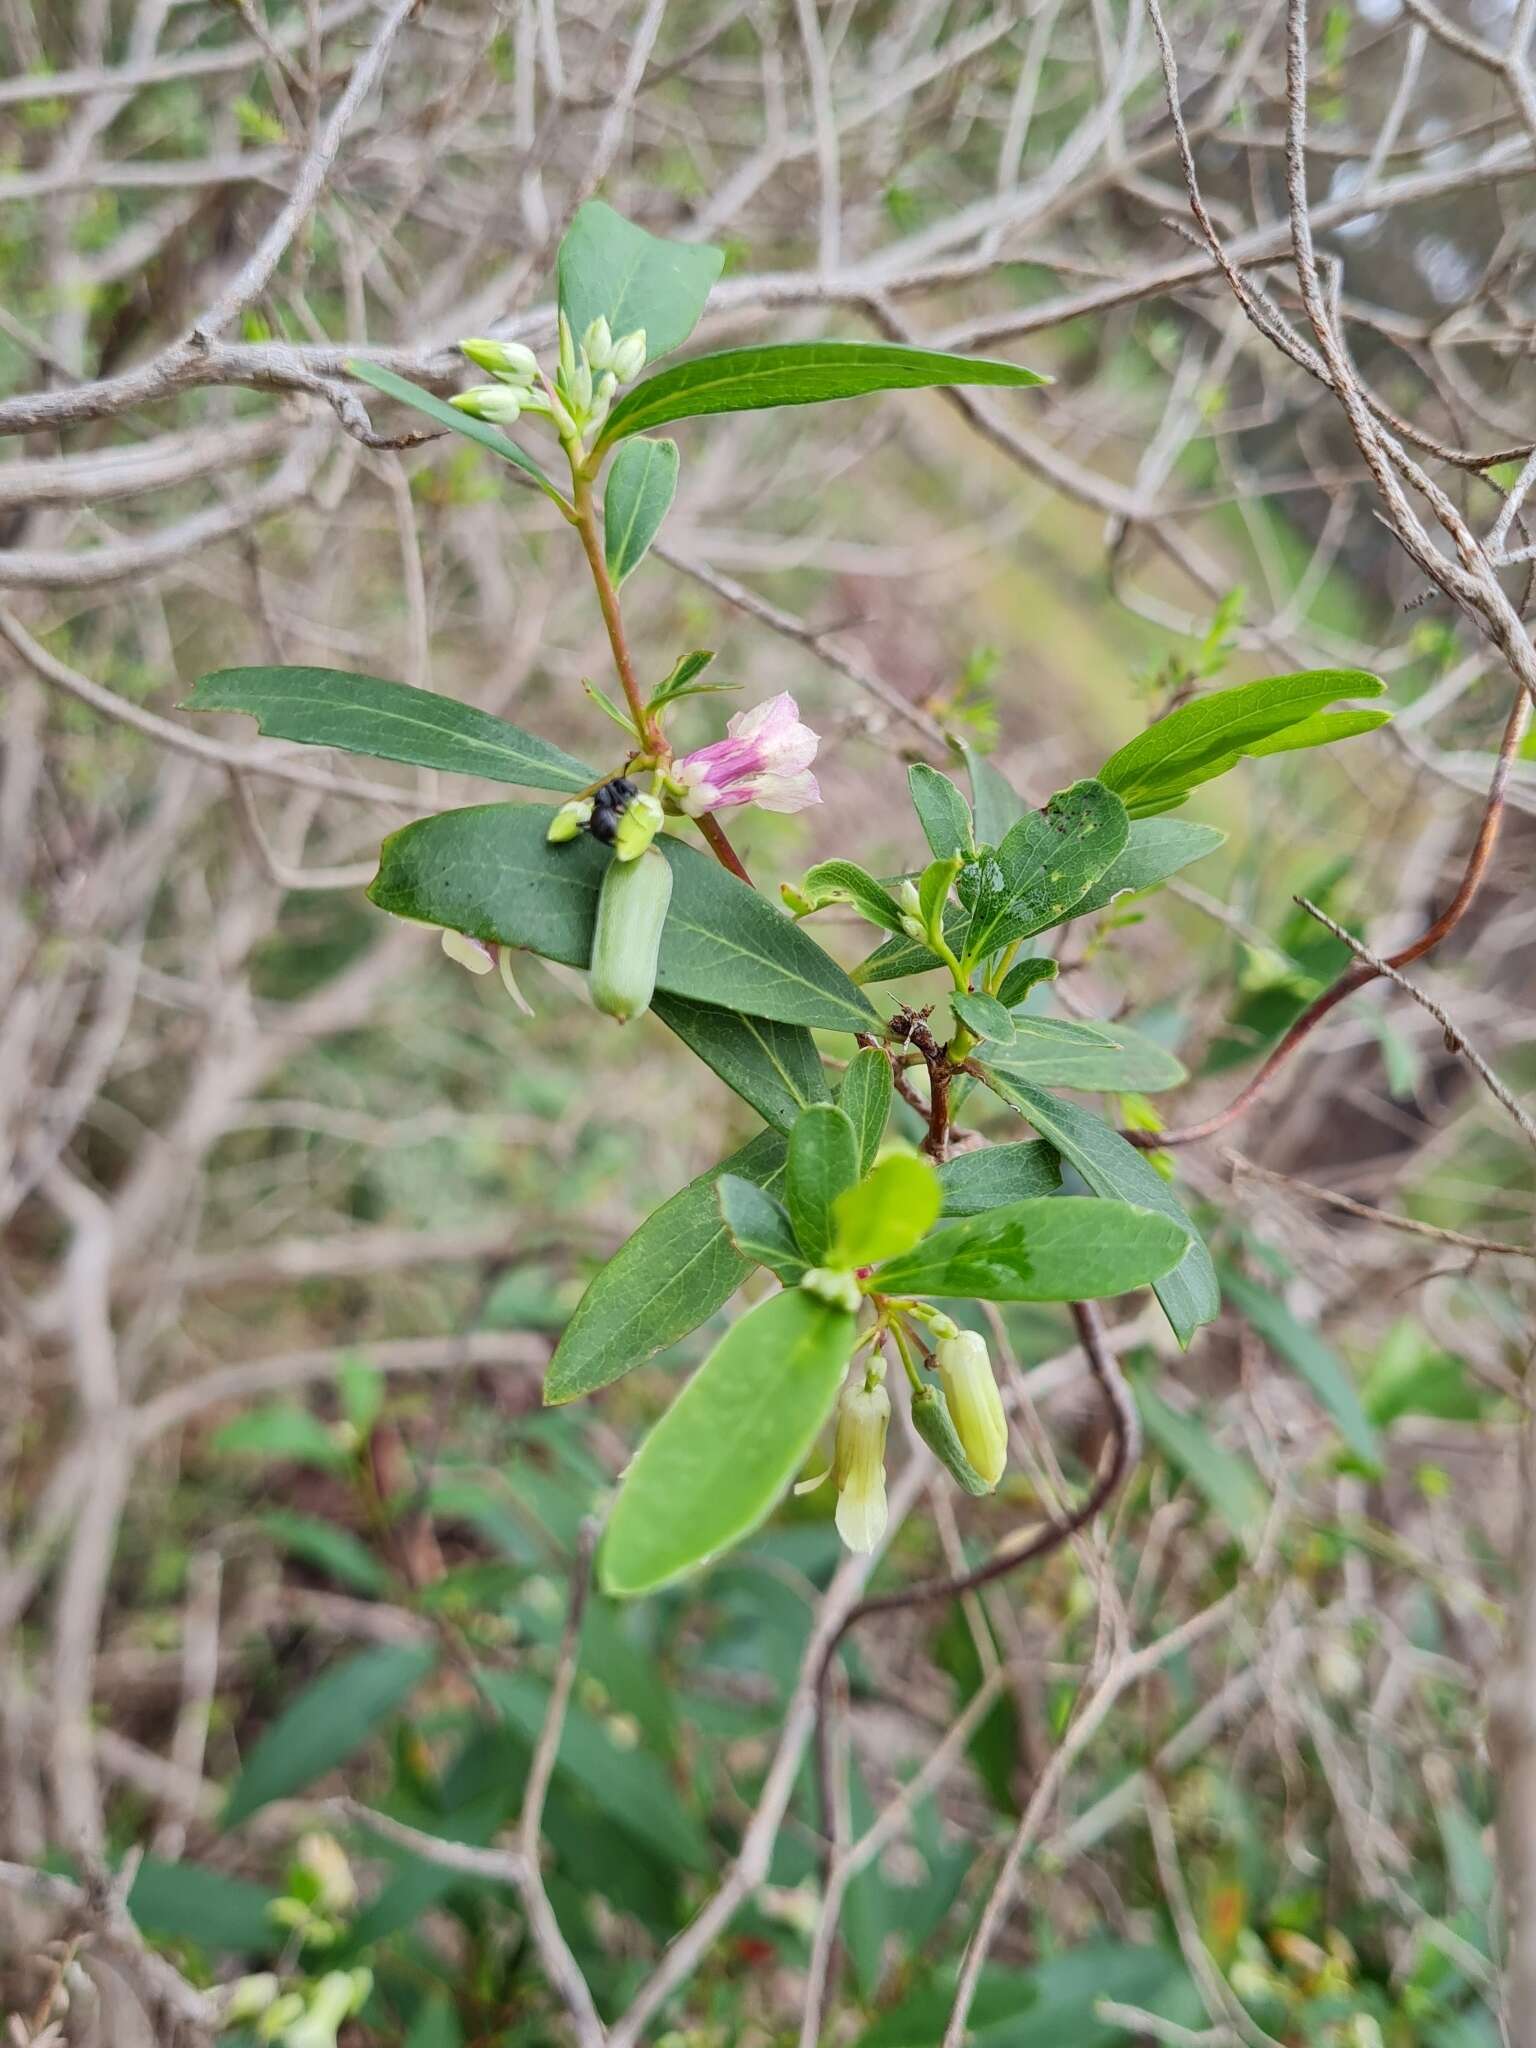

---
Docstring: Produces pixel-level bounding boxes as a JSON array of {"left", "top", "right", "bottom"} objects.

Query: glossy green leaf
[
  {"left": 986, "top": 1018, "right": 1188, "bottom": 1092},
  {"left": 995, "top": 957, "right": 1059, "bottom": 1007},
  {"left": 185, "top": 665, "right": 595, "bottom": 793},
  {"left": 871, "top": 1196, "right": 1188, "bottom": 1302},
  {"left": 952, "top": 991, "right": 1015, "bottom": 1045},
  {"left": 1221, "top": 1265, "right": 1381, "bottom": 1469},
  {"left": 785, "top": 1103, "right": 861, "bottom": 1263},
  {"left": 556, "top": 201, "right": 723, "bottom": 364},
  {"left": 600, "top": 1289, "right": 858, "bottom": 1596},
  {"left": 1135, "top": 1380, "right": 1270, "bottom": 1552},
  {"left": 222, "top": 1645, "right": 437, "bottom": 1826},
  {"left": 648, "top": 648, "right": 718, "bottom": 710},
  {"left": 545, "top": 1128, "right": 786, "bottom": 1402},
  {"left": 908, "top": 762, "right": 974, "bottom": 860},
  {"left": 1065, "top": 817, "right": 1227, "bottom": 920},
  {"left": 936, "top": 1141, "right": 1061, "bottom": 1215},
  {"left": 977, "top": 1076, "right": 1218, "bottom": 1346},
  {"left": 370, "top": 804, "right": 876, "bottom": 1032},
  {"left": 831, "top": 1153, "right": 942, "bottom": 1267},
  {"left": 348, "top": 359, "right": 563, "bottom": 500},
  {"left": 851, "top": 925, "right": 945, "bottom": 985},
  {"left": 1246, "top": 706, "right": 1391, "bottom": 758},
  {"left": 603, "top": 436, "right": 679, "bottom": 583},
  {"left": 958, "top": 780, "right": 1129, "bottom": 964},
  {"left": 960, "top": 740, "right": 1028, "bottom": 849},
  {"left": 1097, "top": 669, "right": 1388, "bottom": 817},
  {"left": 717, "top": 1174, "right": 806, "bottom": 1282},
  {"left": 801, "top": 857, "right": 907, "bottom": 934},
  {"left": 652, "top": 992, "right": 829, "bottom": 1133},
  {"left": 838, "top": 1047, "right": 894, "bottom": 1172},
  {"left": 919, "top": 854, "right": 962, "bottom": 933},
  {"left": 602, "top": 340, "right": 1049, "bottom": 444}
]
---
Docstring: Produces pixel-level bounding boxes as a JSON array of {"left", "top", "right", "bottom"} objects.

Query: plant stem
[
  {"left": 888, "top": 1319, "right": 925, "bottom": 1394},
  {"left": 696, "top": 811, "right": 753, "bottom": 884},
  {"left": 570, "top": 471, "right": 655, "bottom": 746}
]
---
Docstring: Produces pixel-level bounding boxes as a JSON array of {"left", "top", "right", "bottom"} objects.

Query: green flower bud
[
  {"left": 450, "top": 383, "right": 523, "bottom": 425},
  {"left": 224, "top": 1974, "right": 281, "bottom": 2024},
  {"left": 558, "top": 310, "right": 576, "bottom": 380},
  {"left": 897, "top": 878, "right": 923, "bottom": 918},
  {"left": 582, "top": 315, "right": 614, "bottom": 369},
  {"left": 256, "top": 1993, "right": 306, "bottom": 2041},
  {"left": 780, "top": 883, "right": 817, "bottom": 916},
  {"left": 590, "top": 845, "right": 672, "bottom": 1022},
  {"left": 295, "top": 1832, "right": 356, "bottom": 1916},
  {"left": 280, "top": 1972, "right": 358, "bottom": 2048},
  {"left": 832, "top": 1370, "right": 889, "bottom": 1552},
  {"left": 586, "top": 370, "right": 618, "bottom": 436},
  {"left": 610, "top": 329, "right": 647, "bottom": 382},
  {"left": 612, "top": 790, "right": 664, "bottom": 861},
  {"left": 458, "top": 337, "right": 538, "bottom": 384},
  {"left": 800, "top": 1266, "right": 861, "bottom": 1313},
  {"left": 546, "top": 797, "right": 595, "bottom": 843},
  {"left": 936, "top": 1331, "right": 1007, "bottom": 1488},
  {"left": 910, "top": 1384, "right": 991, "bottom": 1496},
  {"left": 567, "top": 357, "right": 594, "bottom": 416}
]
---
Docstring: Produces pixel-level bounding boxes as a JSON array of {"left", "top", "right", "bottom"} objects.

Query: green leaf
[
  {"left": 1097, "top": 670, "right": 1388, "bottom": 817},
  {"left": 652, "top": 992, "right": 829, "bottom": 1133},
  {"left": 1246, "top": 706, "right": 1391, "bottom": 759},
  {"left": 995, "top": 957, "right": 1059, "bottom": 1007},
  {"left": 977, "top": 1077, "right": 1218, "bottom": 1346},
  {"left": 908, "top": 763, "right": 974, "bottom": 861},
  {"left": 258, "top": 1511, "right": 390, "bottom": 1596},
  {"left": 126, "top": 1859, "right": 278, "bottom": 1953},
  {"left": 838, "top": 1047, "right": 894, "bottom": 1172},
  {"left": 212, "top": 1403, "right": 347, "bottom": 1471},
  {"left": 348, "top": 359, "right": 563, "bottom": 500},
  {"left": 1220, "top": 1265, "right": 1381, "bottom": 1469},
  {"left": 871, "top": 1196, "right": 1188, "bottom": 1303},
  {"left": 222, "top": 1645, "right": 437, "bottom": 1826},
  {"left": 985, "top": 1018, "right": 1188, "bottom": 1093},
  {"left": 851, "top": 926, "right": 945, "bottom": 985},
  {"left": 959, "top": 740, "right": 1028, "bottom": 849},
  {"left": 603, "top": 436, "right": 679, "bottom": 583},
  {"left": 1065, "top": 817, "right": 1227, "bottom": 919},
  {"left": 556, "top": 200, "right": 723, "bottom": 364},
  {"left": 717, "top": 1174, "right": 806, "bottom": 1282},
  {"left": 184, "top": 666, "right": 595, "bottom": 794},
  {"left": 952, "top": 991, "right": 1015, "bottom": 1045},
  {"left": 801, "top": 857, "right": 907, "bottom": 934},
  {"left": 785, "top": 1103, "right": 861, "bottom": 1263},
  {"left": 603, "top": 340, "right": 1049, "bottom": 444},
  {"left": 957, "top": 781, "right": 1130, "bottom": 964},
  {"left": 545, "top": 1128, "right": 786, "bottom": 1403},
  {"left": 936, "top": 1141, "right": 1061, "bottom": 1215},
  {"left": 600, "top": 1289, "right": 857, "bottom": 1596},
  {"left": 369, "top": 804, "right": 877, "bottom": 1032},
  {"left": 648, "top": 648, "right": 718, "bottom": 710},
  {"left": 919, "top": 854, "right": 962, "bottom": 933},
  {"left": 1135, "top": 1380, "right": 1270, "bottom": 1552},
  {"left": 831, "top": 1153, "right": 942, "bottom": 1267}
]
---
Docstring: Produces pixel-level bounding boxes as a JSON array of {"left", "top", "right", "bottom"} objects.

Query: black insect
[{"left": 588, "top": 777, "right": 637, "bottom": 844}]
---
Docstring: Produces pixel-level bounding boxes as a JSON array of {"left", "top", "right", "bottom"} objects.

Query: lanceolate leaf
[
  {"left": 1065, "top": 817, "right": 1227, "bottom": 920},
  {"left": 1097, "top": 670, "right": 1388, "bottom": 818},
  {"left": 370, "top": 805, "right": 877, "bottom": 1033},
  {"left": 977, "top": 1076, "right": 1218, "bottom": 1347},
  {"left": 908, "top": 763, "right": 974, "bottom": 861},
  {"left": 936, "top": 1141, "right": 1061, "bottom": 1215},
  {"left": 185, "top": 667, "right": 595, "bottom": 793},
  {"left": 717, "top": 1175, "right": 806, "bottom": 1282},
  {"left": 785, "top": 1103, "right": 860, "bottom": 1263},
  {"left": 600, "top": 1289, "right": 857, "bottom": 1597},
  {"left": 601, "top": 340, "right": 1049, "bottom": 445},
  {"left": 871, "top": 1197, "right": 1189, "bottom": 1303},
  {"left": 603, "top": 436, "right": 679, "bottom": 583},
  {"left": 348, "top": 360, "right": 564, "bottom": 500},
  {"left": 222, "top": 1645, "right": 437, "bottom": 1826},
  {"left": 556, "top": 201, "right": 724, "bottom": 364},
  {"left": 545, "top": 1129, "right": 786, "bottom": 1403},
  {"left": 838, "top": 1047, "right": 894, "bottom": 1172},
  {"left": 652, "top": 992, "right": 830, "bottom": 1133},
  {"left": 985, "top": 1019, "right": 1188, "bottom": 1093},
  {"left": 960, "top": 740, "right": 1027, "bottom": 849}
]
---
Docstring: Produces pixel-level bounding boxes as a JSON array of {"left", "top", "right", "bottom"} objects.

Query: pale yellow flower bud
[
  {"left": 612, "top": 790, "right": 665, "bottom": 861},
  {"left": 800, "top": 1267, "right": 861, "bottom": 1313},
  {"left": 450, "top": 383, "right": 523, "bottom": 425},
  {"left": 832, "top": 1373, "right": 889, "bottom": 1553},
  {"left": 546, "top": 797, "right": 595, "bottom": 843},
  {"left": 459, "top": 337, "right": 538, "bottom": 384},
  {"left": 582, "top": 315, "right": 614, "bottom": 369},
  {"left": 936, "top": 1331, "right": 1007, "bottom": 1488},
  {"left": 609, "top": 329, "right": 647, "bottom": 382}
]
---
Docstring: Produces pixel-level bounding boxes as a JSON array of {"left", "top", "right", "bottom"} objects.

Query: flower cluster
[
  {"left": 452, "top": 313, "right": 646, "bottom": 449},
  {"left": 667, "top": 692, "right": 820, "bottom": 817}
]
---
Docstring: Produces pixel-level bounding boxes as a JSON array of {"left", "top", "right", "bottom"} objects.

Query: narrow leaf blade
[
  {"left": 785, "top": 1104, "right": 861, "bottom": 1263},
  {"left": 652, "top": 992, "right": 829, "bottom": 1133},
  {"left": 717, "top": 1175, "right": 806, "bottom": 1282},
  {"left": 908, "top": 763, "right": 974, "bottom": 861},
  {"left": 349, "top": 360, "right": 561, "bottom": 497},
  {"left": 838, "top": 1047, "right": 894, "bottom": 1172},
  {"left": 604, "top": 436, "right": 679, "bottom": 583}
]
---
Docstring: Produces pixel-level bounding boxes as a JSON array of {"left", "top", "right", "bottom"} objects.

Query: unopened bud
[
  {"left": 450, "top": 383, "right": 523, "bottom": 425},
  {"left": 800, "top": 1266, "right": 861, "bottom": 1313},
  {"left": 590, "top": 845, "right": 672, "bottom": 1023},
  {"left": 558, "top": 310, "right": 576, "bottom": 380},
  {"left": 911, "top": 1384, "right": 991, "bottom": 1496},
  {"left": 832, "top": 1371, "right": 889, "bottom": 1552},
  {"left": 612, "top": 790, "right": 664, "bottom": 861},
  {"left": 256, "top": 1993, "right": 306, "bottom": 2040},
  {"left": 459, "top": 337, "right": 538, "bottom": 384},
  {"left": 546, "top": 797, "right": 595, "bottom": 843},
  {"left": 897, "top": 879, "right": 923, "bottom": 919},
  {"left": 586, "top": 370, "right": 618, "bottom": 436},
  {"left": 566, "top": 356, "right": 594, "bottom": 416},
  {"left": 224, "top": 1974, "right": 280, "bottom": 2024},
  {"left": 781, "top": 883, "right": 817, "bottom": 916},
  {"left": 582, "top": 315, "right": 614, "bottom": 369},
  {"left": 610, "top": 328, "right": 647, "bottom": 382},
  {"left": 936, "top": 1330, "right": 1007, "bottom": 1488},
  {"left": 296, "top": 1833, "right": 357, "bottom": 1916}
]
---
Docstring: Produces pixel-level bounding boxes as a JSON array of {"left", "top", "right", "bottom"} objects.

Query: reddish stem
[{"left": 696, "top": 810, "right": 753, "bottom": 884}]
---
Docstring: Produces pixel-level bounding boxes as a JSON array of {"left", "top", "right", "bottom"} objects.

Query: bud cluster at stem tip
[{"left": 451, "top": 314, "right": 646, "bottom": 446}]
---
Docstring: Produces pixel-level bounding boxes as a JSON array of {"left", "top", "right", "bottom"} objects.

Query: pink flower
[{"left": 671, "top": 692, "right": 821, "bottom": 817}]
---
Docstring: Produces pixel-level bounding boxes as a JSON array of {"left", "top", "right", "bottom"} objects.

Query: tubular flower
[
  {"left": 440, "top": 928, "right": 533, "bottom": 1015},
  {"left": 832, "top": 1369, "right": 890, "bottom": 1553},
  {"left": 936, "top": 1331, "right": 1008, "bottom": 1489},
  {"left": 670, "top": 692, "right": 820, "bottom": 817}
]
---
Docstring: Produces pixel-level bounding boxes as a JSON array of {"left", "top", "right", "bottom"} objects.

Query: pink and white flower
[{"left": 670, "top": 692, "right": 821, "bottom": 817}]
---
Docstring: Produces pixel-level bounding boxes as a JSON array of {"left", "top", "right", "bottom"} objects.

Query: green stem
[
  {"left": 570, "top": 470, "right": 657, "bottom": 748},
  {"left": 888, "top": 1319, "right": 925, "bottom": 1394}
]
